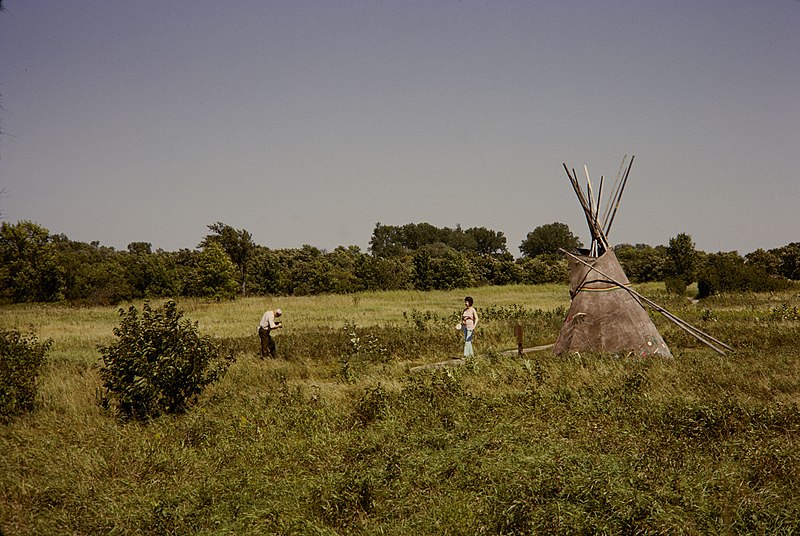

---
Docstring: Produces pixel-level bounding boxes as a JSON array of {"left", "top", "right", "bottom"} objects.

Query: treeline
[
  {"left": 0, "top": 220, "right": 796, "bottom": 305},
  {"left": 616, "top": 238, "right": 798, "bottom": 298}
]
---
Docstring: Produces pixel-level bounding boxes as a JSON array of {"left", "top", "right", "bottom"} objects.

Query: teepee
[{"left": 553, "top": 156, "right": 673, "bottom": 357}]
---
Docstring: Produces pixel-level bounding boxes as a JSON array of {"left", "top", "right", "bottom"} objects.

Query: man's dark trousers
[{"left": 259, "top": 327, "right": 276, "bottom": 358}]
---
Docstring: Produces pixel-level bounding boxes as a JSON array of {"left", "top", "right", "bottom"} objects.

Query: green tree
[
  {"left": 469, "top": 253, "right": 521, "bottom": 286},
  {"left": 369, "top": 223, "right": 407, "bottom": 257},
  {"left": 0, "top": 221, "right": 64, "bottom": 302},
  {"left": 412, "top": 250, "right": 434, "bottom": 291},
  {"left": 248, "top": 246, "right": 290, "bottom": 295},
  {"left": 772, "top": 243, "right": 800, "bottom": 280},
  {"left": 53, "top": 236, "right": 128, "bottom": 304},
  {"left": 517, "top": 257, "right": 568, "bottom": 285},
  {"left": 615, "top": 243, "right": 669, "bottom": 283},
  {"left": 126, "top": 241, "right": 152, "bottom": 255},
  {"left": 465, "top": 227, "right": 508, "bottom": 256},
  {"left": 326, "top": 246, "right": 364, "bottom": 293},
  {"left": 697, "top": 251, "right": 788, "bottom": 298},
  {"left": 284, "top": 245, "right": 336, "bottom": 295},
  {"left": 185, "top": 242, "right": 239, "bottom": 300},
  {"left": 124, "top": 243, "right": 178, "bottom": 299},
  {"left": 443, "top": 224, "right": 477, "bottom": 252},
  {"left": 199, "top": 222, "right": 254, "bottom": 295},
  {"left": 172, "top": 248, "right": 199, "bottom": 296},
  {"left": 745, "top": 248, "right": 782, "bottom": 277},
  {"left": 665, "top": 233, "right": 698, "bottom": 294},
  {"left": 430, "top": 250, "right": 473, "bottom": 290},
  {"left": 519, "top": 222, "right": 582, "bottom": 258},
  {"left": 354, "top": 254, "right": 412, "bottom": 291},
  {"left": 402, "top": 223, "right": 442, "bottom": 251},
  {"left": 370, "top": 222, "right": 508, "bottom": 257}
]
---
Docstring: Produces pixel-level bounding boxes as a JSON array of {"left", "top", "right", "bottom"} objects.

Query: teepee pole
[
  {"left": 596, "top": 175, "right": 604, "bottom": 226},
  {"left": 564, "top": 164, "right": 611, "bottom": 256},
  {"left": 585, "top": 165, "right": 600, "bottom": 256},
  {"left": 559, "top": 248, "right": 732, "bottom": 356},
  {"left": 604, "top": 155, "right": 634, "bottom": 236},
  {"left": 594, "top": 174, "right": 605, "bottom": 255},
  {"left": 565, "top": 164, "right": 601, "bottom": 248},
  {"left": 601, "top": 154, "right": 627, "bottom": 230},
  {"left": 567, "top": 166, "right": 592, "bottom": 217}
]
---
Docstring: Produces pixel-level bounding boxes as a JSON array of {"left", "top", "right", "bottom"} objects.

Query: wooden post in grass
[{"left": 514, "top": 324, "right": 524, "bottom": 356}]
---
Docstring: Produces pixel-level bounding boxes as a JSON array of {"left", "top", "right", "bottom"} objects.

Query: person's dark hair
[{"left": 464, "top": 296, "right": 473, "bottom": 306}]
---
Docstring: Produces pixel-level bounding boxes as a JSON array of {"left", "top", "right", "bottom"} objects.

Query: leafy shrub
[
  {"left": 469, "top": 254, "right": 522, "bottom": 286},
  {"left": 412, "top": 249, "right": 474, "bottom": 290},
  {"left": 615, "top": 243, "right": 668, "bottom": 282},
  {"left": 664, "top": 276, "right": 688, "bottom": 296},
  {"left": 403, "top": 308, "right": 442, "bottom": 331},
  {"left": 0, "top": 328, "right": 52, "bottom": 421},
  {"left": 697, "top": 252, "right": 789, "bottom": 298},
  {"left": 516, "top": 257, "right": 567, "bottom": 285},
  {"left": 0, "top": 221, "right": 65, "bottom": 302},
  {"left": 351, "top": 383, "right": 392, "bottom": 427},
  {"left": 183, "top": 242, "right": 240, "bottom": 300},
  {"left": 344, "top": 321, "right": 390, "bottom": 360},
  {"left": 97, "top": 300, "right": 234, "bottom": 421}
]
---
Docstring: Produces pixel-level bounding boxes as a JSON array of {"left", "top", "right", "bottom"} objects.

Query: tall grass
[{"left": 1, "top": 284, "right": 799, "bottom": 534}]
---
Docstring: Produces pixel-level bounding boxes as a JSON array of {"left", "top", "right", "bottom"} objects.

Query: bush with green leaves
[
  {"left": 97, "top": 300, "right": 234, "bottom": 420},
  {"left": 697, "top": 252, "right": 789, "bottom": 298},
  {"left": 0, "top": 328, "right": 51, "bottom": 422}
]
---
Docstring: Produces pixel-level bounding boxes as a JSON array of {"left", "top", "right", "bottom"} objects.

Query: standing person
[
  {"left": 258, "top": 308, "right": 283, "bottom": 358},
  {"left": 461, "top": 296, "right": 478, "bottom": 357}
]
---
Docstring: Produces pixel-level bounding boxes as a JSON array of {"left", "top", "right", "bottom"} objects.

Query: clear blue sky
[{"left": 1, "top": 1, "right": 798, "bottom": 256}]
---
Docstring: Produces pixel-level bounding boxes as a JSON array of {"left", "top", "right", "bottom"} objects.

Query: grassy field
[{"left": 1, "top": 284, "right": 799, "bottom": 534}]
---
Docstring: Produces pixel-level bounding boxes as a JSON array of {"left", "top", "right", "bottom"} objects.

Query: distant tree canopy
[
  {"left": 198, "top": 222, "right": 254, "bottom": 295},
  {"left": 771, "top": 242, "right": 800, "bottom": 280},
  {"left": 667, "top": 233, "right": 697, "bottom": 282},
  {"left": 0, "top": 219, "right": 796, "bottom": 305},
  {"left": 664, "top": 232, "right": 698, "bottom": 294},
  {"left": 697, "top": 251, "right": 789, "bottom": 298},
  {"left": 0, "top": 221, "right": 64, "bottom": 302},
  {"left": 369, "top": 222, "right": 507, "bottom": 257},
  {"left": 519, "top": 222, "right": 582, "bottom": 258},
  {"left": 615, "top": 243, "right": 668, "bottom": 283}
]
